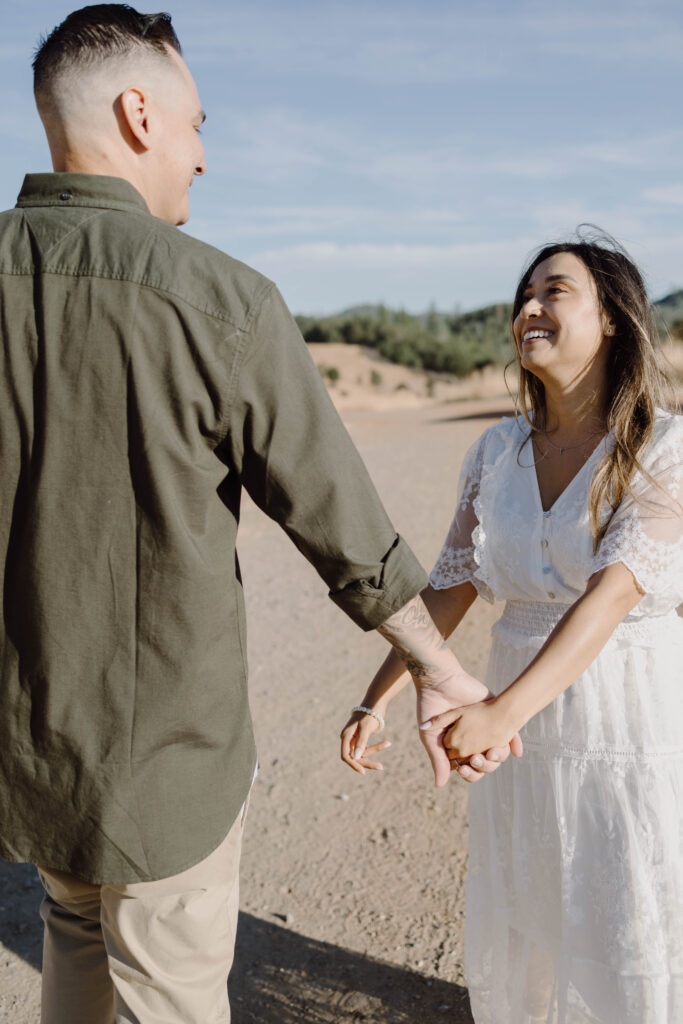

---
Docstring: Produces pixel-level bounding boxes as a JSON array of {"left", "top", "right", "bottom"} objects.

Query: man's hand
[
  {"left": 377, "top": 595, "right": 522, "bottom": 786},
  {"left": 416, "top": 675, "right": 520, "bottom": 786},
  {"left": 424, "top": 697, "right": 518, "bottom": 764}
]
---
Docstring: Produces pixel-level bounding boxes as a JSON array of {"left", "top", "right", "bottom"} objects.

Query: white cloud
[
  {"left": 203, "top": 107, "right": 351, "bottom": 185},
  {"left": 191, "top": 203, "right": 464, "bottom": 242},
  {"left": 179, "top": 0, "right": 683, "bottom": 87},
  {"left": 248, "top": 239, "right": 523, "bottom": 271},
  {"left": 181, "top": 5, "right": 512, "bottom": 86},
  {"left": 0, "top": 92, "right": 44, "bottom": 146},
  {"left": 202, "top": 103, "right": 683, "bottom": 197},
  {"left": 244, "top": 237, "right": 537, "bottom": 313},
  {"left": 526, "top": 6, "right": 683, "bottom": 62},
  {"left": 231, "top": 225, "right": 683, "bottom": 313},
  {"left": 643, "top": 185, "right": 683, "bottom": 206},
  {"left": 0, "top": 44, "right": 30, "bottom": 60}
]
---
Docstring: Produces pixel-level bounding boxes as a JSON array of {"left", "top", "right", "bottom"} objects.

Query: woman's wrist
[
  {"left": 493, "top": 687, "right": 531, "bottom": 735},
  {"left": 351, "top": 705, "right": 385, "bottom": 731},
  {"left": 360, "top": 694, "right": 389, "bottom": 717}
]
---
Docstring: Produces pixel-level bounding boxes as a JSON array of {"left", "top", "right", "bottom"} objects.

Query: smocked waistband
[{"left": 496, "top": 600, "right": 681, "bottom": 644}]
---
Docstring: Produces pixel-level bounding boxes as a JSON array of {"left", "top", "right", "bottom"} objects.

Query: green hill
[{"left": 653, "top": 289, "right": 683, "bottom": 335}]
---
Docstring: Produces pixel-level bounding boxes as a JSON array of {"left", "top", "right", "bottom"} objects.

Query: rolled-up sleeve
[{"left": 224, "top": 282, "right": 427, "bottom": 629}]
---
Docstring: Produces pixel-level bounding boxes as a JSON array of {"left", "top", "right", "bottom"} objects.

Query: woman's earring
[{"left": 605, "top": 325, "right": 614, "bottom": 336}]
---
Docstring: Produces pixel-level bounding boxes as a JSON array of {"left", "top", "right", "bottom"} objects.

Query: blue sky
[{"left": 3, "top": 0, "right": 683, "bottom": 313}]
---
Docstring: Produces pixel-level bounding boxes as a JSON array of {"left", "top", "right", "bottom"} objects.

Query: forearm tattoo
[{"left": 377, "top": 595, "right": 449, "bottom": 681}]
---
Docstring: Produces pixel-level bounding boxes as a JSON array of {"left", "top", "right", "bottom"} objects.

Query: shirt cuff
[{"left": 329, "top": 535, "right": 428, "bottom": 631}]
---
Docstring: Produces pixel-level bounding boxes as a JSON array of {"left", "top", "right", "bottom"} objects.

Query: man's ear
[{"left": 118, "top": 87, "right": 152, "bottom": 152}]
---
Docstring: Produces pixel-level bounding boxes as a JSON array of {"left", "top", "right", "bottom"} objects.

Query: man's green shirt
[{"left": 0, "top": 173, "right": 427, "bottom": 883}]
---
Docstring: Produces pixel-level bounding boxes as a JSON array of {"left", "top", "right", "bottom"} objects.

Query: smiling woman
[
  {"left": 511, "top": 233, "right": 670, "bottom": 548},
  {"left": 342, "top": 230, "right": 683, "bottom": 1024}
]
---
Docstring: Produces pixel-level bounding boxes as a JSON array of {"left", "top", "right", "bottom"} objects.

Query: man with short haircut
[{"left": 0, "top": 5, "right": 510, "bottom": 1021}]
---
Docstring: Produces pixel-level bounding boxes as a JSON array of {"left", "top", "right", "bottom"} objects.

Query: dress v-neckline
[{"left": 526, "top": 426, "right": 611, "bottom": 516}]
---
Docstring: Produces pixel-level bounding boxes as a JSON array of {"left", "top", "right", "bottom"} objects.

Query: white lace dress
[{"left": 429, "top": 411, "right": 683, "bottom": 1024}]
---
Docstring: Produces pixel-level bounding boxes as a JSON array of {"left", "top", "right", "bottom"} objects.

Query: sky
[{"left": 3, "top": 0, "right": 683, "bottom": 314}]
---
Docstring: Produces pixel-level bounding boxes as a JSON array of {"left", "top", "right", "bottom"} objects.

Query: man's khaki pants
[{"left": 37, "top": 808, "right": 246, "bottom": 1024}]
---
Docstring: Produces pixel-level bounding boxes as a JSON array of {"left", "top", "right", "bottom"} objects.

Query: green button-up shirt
[{"left": 0, "top": 174, "right": 426, "bottom": 883}]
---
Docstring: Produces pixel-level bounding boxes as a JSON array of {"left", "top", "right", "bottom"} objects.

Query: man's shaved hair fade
[{"left": 33, "top": 3, "right": 181, "bottom": 102}]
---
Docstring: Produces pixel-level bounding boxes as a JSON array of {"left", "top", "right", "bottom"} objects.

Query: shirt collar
[{"left": 16, "top": 173, "right": 150, "bottom": 215}]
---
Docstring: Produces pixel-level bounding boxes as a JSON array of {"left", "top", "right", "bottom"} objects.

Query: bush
[
  {"left": 297, "top": 303, "right": 512, "bottom": 377},
  {"left": 670, "top": 318, "right": 683, "bottom": 341}
]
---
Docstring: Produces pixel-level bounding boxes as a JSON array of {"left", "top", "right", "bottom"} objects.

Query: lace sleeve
[
  {"left": 593, "top": 414, "right": 683, "bottom": 613},
  {"left": 429, "top": 430, "right": 494, "bottom": 602}
]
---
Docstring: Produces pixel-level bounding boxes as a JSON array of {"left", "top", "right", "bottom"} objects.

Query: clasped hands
[
  {"left": 416, "top": 678, "right": 522, "bottom": 786},
  {"left": 421, "top": 694, "right": 522, "bottom": 785},
  {"left": 341, "top": 674, "right": 522, "bottom": 787}
]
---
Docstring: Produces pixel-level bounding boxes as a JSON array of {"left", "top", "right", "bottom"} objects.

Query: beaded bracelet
[{"left": 351, "top": 705, "right": 385, "bottom": 731}]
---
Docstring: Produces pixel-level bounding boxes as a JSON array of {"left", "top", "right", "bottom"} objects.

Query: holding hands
[
  {"left": 340, "top": 702, "right": 518, "bottom": 785},
  {"left": 340, "top": 589, "right": 524, "bottom": 786},
  {"left": 422, "top": 697, "right": 521, "bottom": 768},
  {"left": 341, "top": 676, "right": 520, "bottom": 785},
  {"left": 413, "top": 670, "right": 518, "bottom": 785}
]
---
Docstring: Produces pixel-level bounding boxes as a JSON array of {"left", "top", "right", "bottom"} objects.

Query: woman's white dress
[{"left": 429, "top": 411, "right": 683, "bottom": 1024}]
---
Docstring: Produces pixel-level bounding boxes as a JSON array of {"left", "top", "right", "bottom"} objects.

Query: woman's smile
[{"left": 521, "top": 328, "right": 555, "bottom": 346}]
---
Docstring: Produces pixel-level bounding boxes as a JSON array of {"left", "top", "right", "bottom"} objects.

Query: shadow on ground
[
  {"left": 230, "top": 912, "right": 473, "bottom": 1024},
  {"left": 0, "top": 860, "right": 43, "bottom": 971},
  {"left": 0, "top": 863, "right": 474, "bottom": 1023}
]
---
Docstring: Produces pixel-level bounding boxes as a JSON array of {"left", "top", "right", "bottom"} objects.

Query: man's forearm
[
  {"left": 376, "top": 593, "right": 497, "bottom": 786},
  {"left": 376, "top": 593, "right": 458, "bottom": 684}
]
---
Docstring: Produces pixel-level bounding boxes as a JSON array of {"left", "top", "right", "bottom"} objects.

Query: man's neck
[
  {"left": 50, "top": 146, "right": 154, "bottom": 212},
  {"left": 52, "top": 145, "right": 125, "bottom": 177}
]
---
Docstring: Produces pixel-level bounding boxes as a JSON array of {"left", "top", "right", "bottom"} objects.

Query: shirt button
[
  {"left": 541, "top": 539, "right": 549, "bottom": 548},
  {"left": 543, "top": 511, "right": 551, "bottom": 518},
  {"left": 59, "top": 190, "right": 72, "bottom": 201},
  {"left": 547, "top": 592, "right": 556, "bottom": 600},
  {"left": 542, "top": 566, "right": 551, "bottom": 574}
]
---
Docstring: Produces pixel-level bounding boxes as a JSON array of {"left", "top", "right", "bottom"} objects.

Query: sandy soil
[
  {"left": 309, "top": 342, "right": 513, "bottom": 412},
  {"left": 0, "top": 343, "right": 679, "bottom": 1022}
]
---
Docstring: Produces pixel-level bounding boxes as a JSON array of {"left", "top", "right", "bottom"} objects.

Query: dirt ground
[{"left": 0, "top": 340, "right": 679, "bottom": 1022}]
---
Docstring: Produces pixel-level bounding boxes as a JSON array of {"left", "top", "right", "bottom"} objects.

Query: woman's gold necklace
[{"left": 539, "top": 428, "right": 603, "bottom": 455}]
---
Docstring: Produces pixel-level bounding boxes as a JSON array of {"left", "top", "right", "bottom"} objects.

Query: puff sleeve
[
  {"left": 429, "top": 430, "right": 494, "bottom": 602},
  {"left": 592, "top": 414, "right": 683, "bottom": 616}
]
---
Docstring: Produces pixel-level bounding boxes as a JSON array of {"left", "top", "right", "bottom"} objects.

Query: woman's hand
[
  {"left": 425, "top": 698, "right": 516, "bottom": 762},
  {"left": 340, "top": 710, "right": 392, "bottom": 776},
  {"left": 415, "top": 670, "right": 522, "bottom": 785}
]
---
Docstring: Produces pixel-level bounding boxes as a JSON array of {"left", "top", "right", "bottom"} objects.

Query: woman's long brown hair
[{"left": 510, "top": 231, "right": 674, "bottom": 551}]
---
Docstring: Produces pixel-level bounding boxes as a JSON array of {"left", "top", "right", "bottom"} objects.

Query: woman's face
[{"left": 512, "top": 251, "right": 613, "bottom": 383}]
